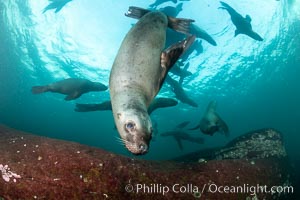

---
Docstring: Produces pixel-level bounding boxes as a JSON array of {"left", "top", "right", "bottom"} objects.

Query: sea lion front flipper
[
  {"left": 215, "top": 113, "right": 229, "bottom": 137},
  {"left": 125, "top": 6, "right": 151, "bottom": 20},
  {"left": 191, "top": 24, "right": 217, "bottom": 46},
  {"left": 234, "top": 29, "right": 241, "bottom": 37},
  {"left": 245, "top": 14, "right": 252, "bottom": 22},
  {"left": 160, "top": 35, "right": 195, "bottom": 84},
  {"left": 55, "top": 6, "right": 63, "bottom": 13},
  {"left": 65, "top": 91, "right": 81, "bottom": 101},
  {"left": 246, "top": 31, "right": 264, "bottom": 41}
]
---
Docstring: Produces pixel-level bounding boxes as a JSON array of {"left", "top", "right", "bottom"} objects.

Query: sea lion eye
[{"left": 125, "top": 122, "right": 135, "bottom": 131}]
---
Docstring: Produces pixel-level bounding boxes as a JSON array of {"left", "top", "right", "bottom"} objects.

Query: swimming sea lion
[
  {"left": 159, "top": 3, "right": 183, "bottom": 17},
  {"left": 165, "top": 75, "right": 198, "bottom": 107},
  {"left": 170, "top": 61, "right": 193, "bottom": 84},
  {"left": 31, "top": 78, "right": 107, "bottom": 101},
  {"left": 43, "top": 0, "right": 72, "bottom": 13},
  {"left": 219, "top": 1, "right": 263, "bottom": 41},
  {"left": 161, "top": 131, "right": 204, "bottom": 150},
  {"left": 109, "top": 7, "right": 195, "bottom": 155},
  {"left": 75, "top": 97, "right": 178, "bottom": 114},
  {"left": 149, "top": 0, "right": 178, "bottom": 9},
  {"left": 189, "top": 100, "right": 229, "bottom": 136}
]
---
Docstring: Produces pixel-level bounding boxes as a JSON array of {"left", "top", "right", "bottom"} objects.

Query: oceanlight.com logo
[
  {"left": 207, "top": 183, "right": 294, "bottom": 196},
  {"left": 124, "top": 182, "right": 294, "bottom": 197}
]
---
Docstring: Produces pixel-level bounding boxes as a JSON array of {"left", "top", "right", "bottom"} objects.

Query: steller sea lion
[
  {"left": 165, "top": 75, "right": 198, "bottom": 107},
  {"left": 160, "top": 131, "right": 204, "bottom": 150},
  {"left": 219, "top": 1, "right": 263, "bottom": 41},
  {"left": 75, "top": 97, "right": 178, "bottom": 114},
  {"left": 43, "top": 0, "right": 72, "bottom": 13},
  {"left": 189, "top": 100, "right": 229, "bottom": 136},
  {"left": 31, "top": 78, "right": 107, "bottom": 101},
  {"left": 149, "top": 0, "right": 178, "bottom": 9},
  {"left": 109, "top": 6, "right": 195, "bottom": 155}
]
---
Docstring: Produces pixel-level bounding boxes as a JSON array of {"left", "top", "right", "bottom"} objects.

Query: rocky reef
[
  {"left": 0, "top": 125, "right": 295, "bottom": 199},
  {"left": 173, "top": 128, "right": 287, "bottom": 161}
]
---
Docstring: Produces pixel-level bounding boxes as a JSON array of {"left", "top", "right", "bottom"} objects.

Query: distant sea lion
[
  {"left": 43, "top": 0, "right": 72, "bottom": 13},
  {"left": 161, "top": 131, "right": 204, "bottom": 150},
  {"left": 166, "top": 75, "right": 198, "bottom": 107},
  {"left": 219, "top": 1, "right": 263, "bottom": 41},
  {"left": 170, "top": 61, "right": 193, "bottom": 84},
  {"left": 31, "top": 78, "right": 107, "bottom": 101},
  {"left": 149, "top": 0, "right": 178, "bottom": 9},
  {"left": 159, "top": 3, "right": 183, "bottom": 17},
  {"left": 75, "top": 97, "right": 178, "bottom": 115},
  {"left": 189, "top": 100, "right": 229, "bottom": 136},
  {"left": 109, "top": 6, "right": 195, "bottom": 155}
]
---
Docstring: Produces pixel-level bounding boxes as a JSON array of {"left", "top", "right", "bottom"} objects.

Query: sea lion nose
[{"left": 138, "top": 143, "right": 148, "bottom": 154}]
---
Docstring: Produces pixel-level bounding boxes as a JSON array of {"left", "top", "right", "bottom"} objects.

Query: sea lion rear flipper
[
  {"left": 75, "top": 103, "right": 101, "bottom": 112},
  {"left": 174, "top": 137, "right": 183, "bottom": 150},
  {"left": 167, "top": 17, "right": 195, "bottom": 35},
  {"left": 125, "top": 6, "right": 151, "bottom": 20},
  {"left": 176, "top": 121, "right": 190, "bottom": 129},
  {"left": 193, "top": 137, "right": 205, "bottom": 144},
  {"left": 75, "top": 101, "right": 113, "bottom": 112},
  {"left": 219, "top": 1, "right": 234, "bottom": 12},
  {"left": 188, "top": 124, "right": 200, "bottom": 131},
  {"left": 65, "top": 91, "right": 81, "bottom": 101}
]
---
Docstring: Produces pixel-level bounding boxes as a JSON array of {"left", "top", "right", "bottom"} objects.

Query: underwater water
[{"left": 0, "top": 0, "right": 299, "bottom": 162}]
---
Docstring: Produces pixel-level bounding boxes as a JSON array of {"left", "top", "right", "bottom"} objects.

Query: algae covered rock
[{"left": 0, "top": 125, "right": 295, "bottom": 199}]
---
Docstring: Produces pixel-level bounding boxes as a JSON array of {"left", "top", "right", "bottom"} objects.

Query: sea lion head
[
  {"left": 116, "top": 109, "right": 152, "bottom": 155},
  {"left": 91, "top": 82, "right": 108, "bottom": 91}
]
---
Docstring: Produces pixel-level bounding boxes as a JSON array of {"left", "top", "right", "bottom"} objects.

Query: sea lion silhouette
[
  {"left": 219, "top": 1, "right": 263, "bottom": 41},
  {"left": 31, "top": 78, "right": 107, "bottom": 101}
]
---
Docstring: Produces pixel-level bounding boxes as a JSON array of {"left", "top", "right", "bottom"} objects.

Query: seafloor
[{"left": 0, "top": 125, "right": 295, "bottom": 200}]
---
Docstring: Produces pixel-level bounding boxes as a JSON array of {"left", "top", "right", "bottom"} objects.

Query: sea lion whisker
[
  {"left": 114, "top": 136, "right": 126, "bottom": 145},
  {"left": 115, "top": 138, "right": 125, "bottom": 144}
]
